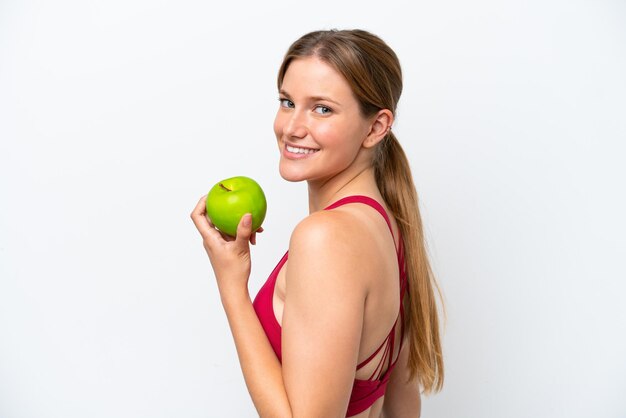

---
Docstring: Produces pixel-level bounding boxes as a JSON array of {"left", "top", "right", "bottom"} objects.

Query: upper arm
[
  {"left": 382, "top": 341, "right": 421, "bottom": 418},
  {"left": 281, "top": 213, "right": 368, "bottom": 418}
]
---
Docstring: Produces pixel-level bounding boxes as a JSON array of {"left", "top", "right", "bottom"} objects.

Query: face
[{"left": 274, "top": 56, "right": 374, "bottom": 183}]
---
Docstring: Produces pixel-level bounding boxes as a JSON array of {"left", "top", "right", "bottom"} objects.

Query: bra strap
[{"left": 324, "top": 195, "right": 396, "bottom": 243}]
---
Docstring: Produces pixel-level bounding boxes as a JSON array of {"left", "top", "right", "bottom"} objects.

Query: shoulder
[
  {"left": 286, "top": 209, "right": 377, "bottom": 294},
  {"left": 289, "top": 208, "right": 370, "bottom": 258}
]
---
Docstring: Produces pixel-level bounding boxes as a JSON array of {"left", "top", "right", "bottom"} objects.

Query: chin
[{"left": 279, "top": 165, "right": 308, "bottom": 183}]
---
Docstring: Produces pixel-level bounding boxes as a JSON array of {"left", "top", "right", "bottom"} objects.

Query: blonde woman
[{"left": 191, "top": 29, "right": 444, "bottom": 418}]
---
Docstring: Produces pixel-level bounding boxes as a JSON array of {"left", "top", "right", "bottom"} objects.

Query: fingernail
[{"left": 243, "top": 214, "right": 252, "bottom": 227}]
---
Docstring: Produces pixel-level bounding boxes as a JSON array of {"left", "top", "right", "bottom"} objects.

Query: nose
[{"left": 282, "top": 109, "right": 308, "bottom": 139}]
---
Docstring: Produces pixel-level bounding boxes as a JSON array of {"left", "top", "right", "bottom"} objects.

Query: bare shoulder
[
  {"left": 289, "top": 208, "right": 381, "bottom": 266},
  {"left": 287, "top": 209, "right": 375, "bottom": 291},
  {"left": 289, "top": 209, "right": 363, "bottom": 251}
]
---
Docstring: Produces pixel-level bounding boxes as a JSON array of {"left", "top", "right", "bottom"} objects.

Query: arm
[
  {"left": 191, "top": 198, "right": 367, "bottom": 417},
  {"left": 381, "top": 341, "right": 421, "bottom": 418},
  {"left": 191, "top": 196, "right": 292, "bottom": 417},
  {"left": 281, "top": 213, "right": 368, "bottom": 417}
]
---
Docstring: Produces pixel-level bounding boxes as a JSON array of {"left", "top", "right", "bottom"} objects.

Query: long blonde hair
[{"left": 277, "top": 29, "right": 444, "bottom": 393}]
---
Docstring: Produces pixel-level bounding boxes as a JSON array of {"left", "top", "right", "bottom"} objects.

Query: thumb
[{"left": 235, "top": 213, "right": 253, "bottom": 247}]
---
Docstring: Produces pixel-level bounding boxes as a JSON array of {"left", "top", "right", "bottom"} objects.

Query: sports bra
[{"left": 252, "top": 195, "right": 408, "bottom": 417}]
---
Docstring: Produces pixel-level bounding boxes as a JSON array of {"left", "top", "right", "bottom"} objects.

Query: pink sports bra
[{"left": 252, "top": 195, "right": 408, "bottom": 417}]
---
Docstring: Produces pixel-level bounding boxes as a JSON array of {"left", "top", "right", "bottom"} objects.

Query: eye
[
  {"left": 279, "top": 98, "right": 294, "bottom": 108},
  {"left": 314, "top": 105, "right": 332, "bottom": 115}
]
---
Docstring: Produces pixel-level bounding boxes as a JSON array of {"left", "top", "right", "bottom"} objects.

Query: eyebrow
[{"left": 279, "top": 89, "right": 342, "bottom": 106}]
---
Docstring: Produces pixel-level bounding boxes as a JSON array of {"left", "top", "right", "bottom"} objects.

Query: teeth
[{"left": 286, "top": 145, "right": 319, "bottom": 154}]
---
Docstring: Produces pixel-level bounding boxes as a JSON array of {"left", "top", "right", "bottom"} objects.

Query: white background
[{"left": 1, "top": 0, "right": 625, "bottom": 417}]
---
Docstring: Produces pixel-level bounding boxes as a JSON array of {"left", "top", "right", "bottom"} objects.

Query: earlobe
[{"left": 362, "top": 109, "right": 394, "bottom": 149}]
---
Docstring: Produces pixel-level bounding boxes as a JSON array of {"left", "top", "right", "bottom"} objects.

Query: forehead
[{"left": 281, "top": 56, "right": 354, "bottom": 101}]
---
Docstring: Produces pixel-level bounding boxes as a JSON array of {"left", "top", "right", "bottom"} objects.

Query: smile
[{"left": 286, "top": 145, "right": 320, "bottom": 154}]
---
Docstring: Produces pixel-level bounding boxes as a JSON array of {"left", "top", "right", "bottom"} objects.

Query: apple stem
[{"left": 219, "top": 183, "right": 232, "bottom": 192}]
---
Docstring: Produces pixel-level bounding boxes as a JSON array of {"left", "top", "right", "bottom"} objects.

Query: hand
[{"left": 190, "top": 195, "right": 263, "bottom": 298}]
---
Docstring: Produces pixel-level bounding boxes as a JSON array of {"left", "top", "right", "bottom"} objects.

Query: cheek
[
  {"left": 315, "top": 121, "right": 361, "bottom": 153},
  {"left": 313, "top": 122, "right": 340, "bottom": 145},
  {"left": 273, "top": 112, "right": 284, "bottom": 138}
]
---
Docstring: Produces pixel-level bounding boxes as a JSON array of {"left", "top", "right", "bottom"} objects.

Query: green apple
[{"left": 205, "top": 176, "right": 267, "bottom": 237}]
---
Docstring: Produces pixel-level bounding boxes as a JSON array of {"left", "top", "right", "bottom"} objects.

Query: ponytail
[{"left": 374, "top": 132, "right": 445, "bottom": 393}]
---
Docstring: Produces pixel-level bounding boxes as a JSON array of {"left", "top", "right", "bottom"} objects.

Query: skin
[{"left": 191, "top": 56, "right": 421, "bottom": 417}]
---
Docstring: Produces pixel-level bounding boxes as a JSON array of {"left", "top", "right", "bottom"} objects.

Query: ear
[{"left": 362, "top": 109, "right": 394, "bottom": 149}]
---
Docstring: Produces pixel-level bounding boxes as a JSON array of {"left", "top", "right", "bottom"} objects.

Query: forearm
[{"left": 220, "top": 290, "right": 293, "bottom": 418}]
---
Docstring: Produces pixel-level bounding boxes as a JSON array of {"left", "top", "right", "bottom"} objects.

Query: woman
[{"left": 191, "top": 29, "right": 444, "bottom": 418}]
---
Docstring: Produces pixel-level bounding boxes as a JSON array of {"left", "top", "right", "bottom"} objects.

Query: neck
[{"left": 306, "top": 165, "right": 381, "bottom": 213}]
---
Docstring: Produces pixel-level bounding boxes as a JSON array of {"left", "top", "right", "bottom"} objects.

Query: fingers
[
  {"left": 190, "top": 196, "right": 209, "bottom": 236},
  {"left": 235, "top": 214, "right": 253, "bottom": 247},
  {"left": 191, "top": 196, "right": 263, "bottom": 247},
  {"left": 190, "top": 195, "right": 221, "bottom": 242}
]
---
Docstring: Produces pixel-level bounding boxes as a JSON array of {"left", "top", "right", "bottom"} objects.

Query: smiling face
[{"left": 274, "top": 56, "right": 375, "bottom": 184}]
